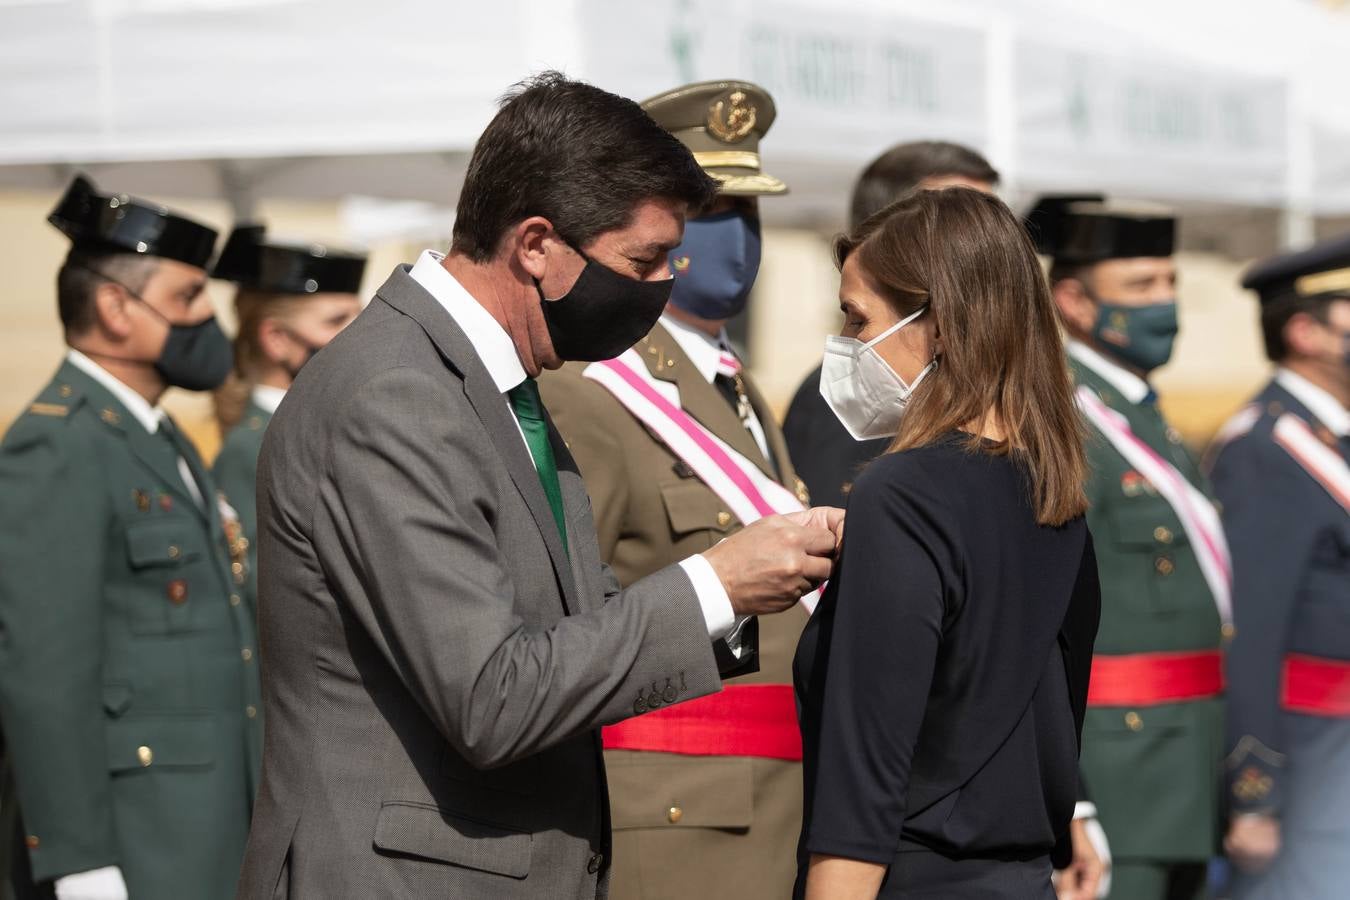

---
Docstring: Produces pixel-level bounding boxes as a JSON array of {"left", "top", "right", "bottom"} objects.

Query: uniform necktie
[
  {"left": 713, "top": 349, "right": 753, "bottom": 426},
  {"left": 507, "top": 379, "right": 569, "bottom": 556},
  {"left": 157, "top": 417, "right": 205, "bottom": 509}
]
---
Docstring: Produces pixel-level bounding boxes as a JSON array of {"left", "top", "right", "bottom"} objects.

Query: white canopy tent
[{"left": 1, "top": 0, "right": 1348, "bottom": 236}]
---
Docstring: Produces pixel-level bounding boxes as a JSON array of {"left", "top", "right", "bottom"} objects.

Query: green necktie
[{"left": 507, "top": 379, "right": 569, "bottom": 556}]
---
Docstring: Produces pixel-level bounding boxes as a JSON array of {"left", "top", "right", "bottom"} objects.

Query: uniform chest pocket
[
  {"left": 659, "top": 480, "right": 738, "bottom": 541},
  {"left": 1104, "top": 498, "right": 1194, "bottom": 616},
  {"left": 122, "top": 517, "right": 208, "bottom": 635}
]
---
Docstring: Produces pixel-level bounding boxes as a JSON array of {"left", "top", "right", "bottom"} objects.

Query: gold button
[
  {"left": 1222, "top": 622, "right": 1236, "bottom": 639},
  {"left": 246, "top": 705, "right": 258, "bottom": 719},
  {"left": 24, "top": 835, "right": 39, "bottom": 850},
  {"left": 230, "top": 594, "right": 242, "bottom": 607},
  {"left": 231, "top": 562, "right": 244, "bottom": 576},
  {"left": 137, "top": 745, "right": 154, "bottom": 767},
  {"left": 1153, "top": 527, "right": 1173, "bottom": 544},
  {"left": 238, "top": 537, "right": 249, "bottom": 550},
  {"left": 1155, "top": 557, "right": 1175, "bottom": 576},
  {"left": 1124, "top": 712, "right": 1143, "bottom": 731},
  {"left": 716, "top": 511, "right": 732, "bottom": 527},
  {"left": 668, "top": 806, "right": 683, "bottom": 824},
  {"left": 168, "top": 545, "right": 180, "bottom": 559},
  {"left": 58, "top": 385, "right": 72, "bottom": 398},
  {"left": 241, "top": 648, "right": 254, "bottom": 662}
]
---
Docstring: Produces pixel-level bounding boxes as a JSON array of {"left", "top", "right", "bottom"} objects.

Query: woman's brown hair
[
  {"left": 213, "top": 289, "right": 309, "bottom": 436},
  {"left": 835, "top": 187, "right": 1088, "bottom": 526}
]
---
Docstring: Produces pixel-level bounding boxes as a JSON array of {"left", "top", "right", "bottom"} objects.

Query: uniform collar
[
  {"left": 65, "top": 348, "right": 165, "bottom": 434},
  {"left": 659, "top": 312, "right": 732, "bottom": 385},
  {"left": 1067, "top": 339, "right": 1152, "bottom": 405},
  {"left": 1276, "top": 368, "right": 1349, "bottom": 437},
  {"left": 251, "top": 383, "right": 287, "bottom": 415},
  {"left": 409, "top": 249, "right": 527, "bottom": 394}
]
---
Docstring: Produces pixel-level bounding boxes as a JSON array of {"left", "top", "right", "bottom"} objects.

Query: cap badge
[
  {"left": 673, "top": 255, "right": 691, "bottom": 273},
  {"left": 707, "top": 90, "right": 757, "bottom": 143}
]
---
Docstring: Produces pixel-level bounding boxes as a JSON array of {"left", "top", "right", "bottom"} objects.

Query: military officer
[
  {"left": 0, "top": 176, "right": 262, "bottom": 900},
  {"left": 211, "top": 224, "right": 365, "bottom": 614},
  {"left": 539, "top": 80, "right": 809, "bottom": 900},
  {"left": 1034, "top": 196, "right": 1228, "bottom": 900},
  {"left": 1206, "top": 234, "right": 1350, "bottom": 900}
]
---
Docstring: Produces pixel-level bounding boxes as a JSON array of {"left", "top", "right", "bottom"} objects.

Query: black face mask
[
  {"left": 76, "top": 264, "right": 234, "bottom": 391},
  {"left": 536, "top": 247, "right": 674, "bottom": 362}
]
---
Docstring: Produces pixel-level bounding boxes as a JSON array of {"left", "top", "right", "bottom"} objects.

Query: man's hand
[
  {"left": 1054, "top": 818, "right": 1106, "bottom": 900},
  {"left": 703, "top": 510, "right": 841, "bottom": 617},
  {"left": 1225, "top": 813, "right": 1281, "bottom": 873}
]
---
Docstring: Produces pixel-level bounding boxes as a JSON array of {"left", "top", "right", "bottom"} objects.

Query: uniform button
[
  {"left": 668, "top": 805, "right": 683, "bottom": 824},
  {"left": 1222, "top": 622, "right": 1236, "bottom": 639},
  {"left": 1153, "top": 527, "right": 1173, "bottom": 544},
  {"left": 24, "top": 835, "right": 39, "bottom": 850},
  {"left": 1124, "top": 711, "right": 1143, "bottom": 732},
  {"left": 1155, "top": 557, "right": 1175, "bottom": 576},
  {"left": 167, "top": 545, "right": 180, "bottom": 559},
  {"left": 231, "top": 562, "right": 244, "bottom": 576},
  {"left": 1166, "top": 428, "right": 1183, "bottom": 445},
  {"left": 587, "top": 852, "right": 603, "bottom": 874},
  {"left": 662, "top": 684, "right": 677, "bottom": 704},
  {"left": 716, "top": 511, "right": 732, "bottom": 527},
  {"left": 246, "top": 705, "right": 258, "bottom": 719},
  {"left": 241, "top": 648, "right": 254, "bottom": 662},
  {"left": 137, "top": 745, "right": 154, "bottom": 767},
  {"left": 230, "top": 594, "right": 242, "bottom": 607}
]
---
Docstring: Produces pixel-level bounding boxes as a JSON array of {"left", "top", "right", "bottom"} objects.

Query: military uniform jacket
[
  {"left": 1071, "top": 358, "right": 1225, "bottom": 861},
  {"left": 0, "top": 359, "right": 262, "bottom": 898},
  {"left": 213, "top": 398, "right": 272, "bottom": 615},
  {"left": 1208, "top": 377, "right": 1350, "bottom": 815},
  {"left": 540, "top": 322, "right": 810, "bottom": 900}
]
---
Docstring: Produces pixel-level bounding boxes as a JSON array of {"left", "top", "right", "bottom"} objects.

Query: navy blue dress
[{"left": 794, "top": 436, "right": 1101, "bottom": 898}]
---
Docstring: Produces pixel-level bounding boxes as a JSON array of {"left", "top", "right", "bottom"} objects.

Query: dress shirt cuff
[
  {"left": 679, "top": 554, "right": 735, "bottom": 641},
  {"left": 1073, "top": 801, "right": 1098, "bottom": 821}
]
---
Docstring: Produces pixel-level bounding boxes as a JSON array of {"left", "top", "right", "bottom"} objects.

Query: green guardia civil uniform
[
  {"left": 212, "top": 397, "right": 271, "bottom": 615},
  {"left": 0, "top": 360, "right": 262, "bottom": 899}
]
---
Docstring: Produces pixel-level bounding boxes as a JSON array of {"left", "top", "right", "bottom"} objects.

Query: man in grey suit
[{"left": 235, "top": 73, "right": 841, "bottom": 899}]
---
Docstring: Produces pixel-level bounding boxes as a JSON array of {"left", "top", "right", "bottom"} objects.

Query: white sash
[
  {"left": 584, "top": 349, "right": 821, "bottom": 613},
  {"left": 1272, "top": 413, "right": 1350, "bottom": 513},
  {"left": 1076, "top": 386, "right": 1232, "bottom": 626}
]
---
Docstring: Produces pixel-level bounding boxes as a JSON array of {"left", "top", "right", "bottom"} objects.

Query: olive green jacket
[
  {"left": 213, "top": 399, "right": 272, "bottom": 615},
  {"left": 0, "top": 360, "right": 262, "bottom": 899},
  {"left": 1072, "top": 358, "right": 1226, "bottom": 862}
]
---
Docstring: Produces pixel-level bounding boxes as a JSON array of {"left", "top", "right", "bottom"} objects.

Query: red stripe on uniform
[
  {"left": 1281, "top": 654, "right": 1350, "bottom": 717},
  {"left": 602, "top": 684, "right": 802, "bottom": 761},
  {"left": 1087, "top": 650, "right": 1225, "bottom": 706}
]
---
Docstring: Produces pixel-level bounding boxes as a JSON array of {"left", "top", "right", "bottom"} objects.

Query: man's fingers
[
  {"left": 799, "top": 552, "right": 833, "bottom": 584},
  {"left": 798, "top": 525, "right": 838, "bottom": 557}
]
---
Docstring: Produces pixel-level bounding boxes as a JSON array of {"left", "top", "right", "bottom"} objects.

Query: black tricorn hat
[
  {"left": 1027, "top": 194, "right": 1175, "bottom": 263},
  {"left": 48, "top": 174, "right": 218, "bottom": 270},
  {"left": 1242, "top": 231, "right": 1350, "bottom": 307},
  {"left": 212, "top": 224, "right": 367, "bottom": 295}
]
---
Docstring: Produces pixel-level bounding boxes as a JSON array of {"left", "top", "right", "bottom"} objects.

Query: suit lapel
[
  {"left": 638, "top": 324, "right": 776, "bottom": 479},
  {"left": 374, "top": 267, "right": 581, "bottom": 616}
]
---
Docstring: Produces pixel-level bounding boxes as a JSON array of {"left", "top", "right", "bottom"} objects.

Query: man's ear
[
  {"left": 1282, "top": 311, "right": 1325, "bottom": 359},
  {"left": 257, "top": 317, "right": 292, "bottom": 366},
  {"left": 91, "top": 282, "right": 136, "bottom": 340},
  {"left": 1052, "top": 278, "right": 1096, "bottom": 335},
  {"left": 513, "top": 216, "right": 555, "bottom": 283}
]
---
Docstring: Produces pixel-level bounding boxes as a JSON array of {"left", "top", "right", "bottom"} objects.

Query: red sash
[
  {"left": 1087, "top": 650, "right": 1225, "bottom": 706},
  {"left": 602, "top": 684, "right": 802, "bottom": 761},
  {"left": 1281, "top": 654, "right": 1350, "bottom": 717}
]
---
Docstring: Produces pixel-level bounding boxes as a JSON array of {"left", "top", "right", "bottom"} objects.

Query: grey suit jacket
[{"left": 235, "top": 266, "right": 734, "bottom": 899}]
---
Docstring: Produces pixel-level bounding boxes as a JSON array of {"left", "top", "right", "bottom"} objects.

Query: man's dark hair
[
  {"left": 849, "top": 141, "right": 1000, "bottom": 229},
  {"left": 1260, "top": 294, "right": 1335, "bottom": 362},
  {"left": 56, "top": 248, "right": 158, "bottom": 335},
  {"left": 451, "top": 72, "right": 719, "bottom": 261}
]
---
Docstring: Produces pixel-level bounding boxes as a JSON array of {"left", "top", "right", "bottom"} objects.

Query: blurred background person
[
  {"left": 796, "top": 187, "right": 1100, "bottom": 899},
  {"left": 210, "top": 224, "right": 366, "bottom": 616},
  {"left": 1035, "top": 196, "right": 1228, "bottom": 900},
  {"left": 540, "top": 79, "right": 813, "bottom": 900},
  {"left": 0, "top": 176, "right": 261, "bottom": 900},
  {"left": 781, "top": 141, "right": 1000, "bottom": 508},
  {"left": 1206, "top": 234, "right": 1350, "bottom": 900}
]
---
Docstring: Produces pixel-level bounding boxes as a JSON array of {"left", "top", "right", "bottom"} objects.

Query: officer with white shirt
[
  {"left": 0, "top": 176, "right": 261, "bottom": 900},
  {"left": 1033, "top": 196, "right": 1227, "bottom": 900},
  {"left": 1207, "top": 233, "right": 1350, "bottom": 900},
  {"left": 210, "top": 224, "right": 366, "bottom": 616}
]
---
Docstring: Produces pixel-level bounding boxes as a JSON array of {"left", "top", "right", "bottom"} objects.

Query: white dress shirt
[
  {"left": 251, "top": 383, "right": 287, "bottom": 416},
  {"left": 66, "top": 349, "right": 204, "bottom": 508},
  {"left": 1276, "top": 368, "right": 1350, "bottom": 438},
  {"left": 1067, "top": 339, "right": 1151, "bottom": 405},
  {"left": 408, "top": 251, "right": 737, "bottom": 640},
  {"left": 659, "top": 313, "right": 772, "bottom": 461}
]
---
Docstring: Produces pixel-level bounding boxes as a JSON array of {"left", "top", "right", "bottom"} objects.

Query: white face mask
[{"left": 819, "top": 305, "right": 938, "bottom": 441}]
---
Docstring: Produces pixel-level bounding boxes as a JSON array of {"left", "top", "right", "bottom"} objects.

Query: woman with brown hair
[
  {"left": 211, "top": 224, "right": 365, "bottom": 612},
  {"left": 794, "top": 187, "right": 1102, "bottom": 899}
]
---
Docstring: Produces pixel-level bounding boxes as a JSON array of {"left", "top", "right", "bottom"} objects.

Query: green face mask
[{"left": 1092, "top": 300, "right": 1179, "bottom": 373}]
